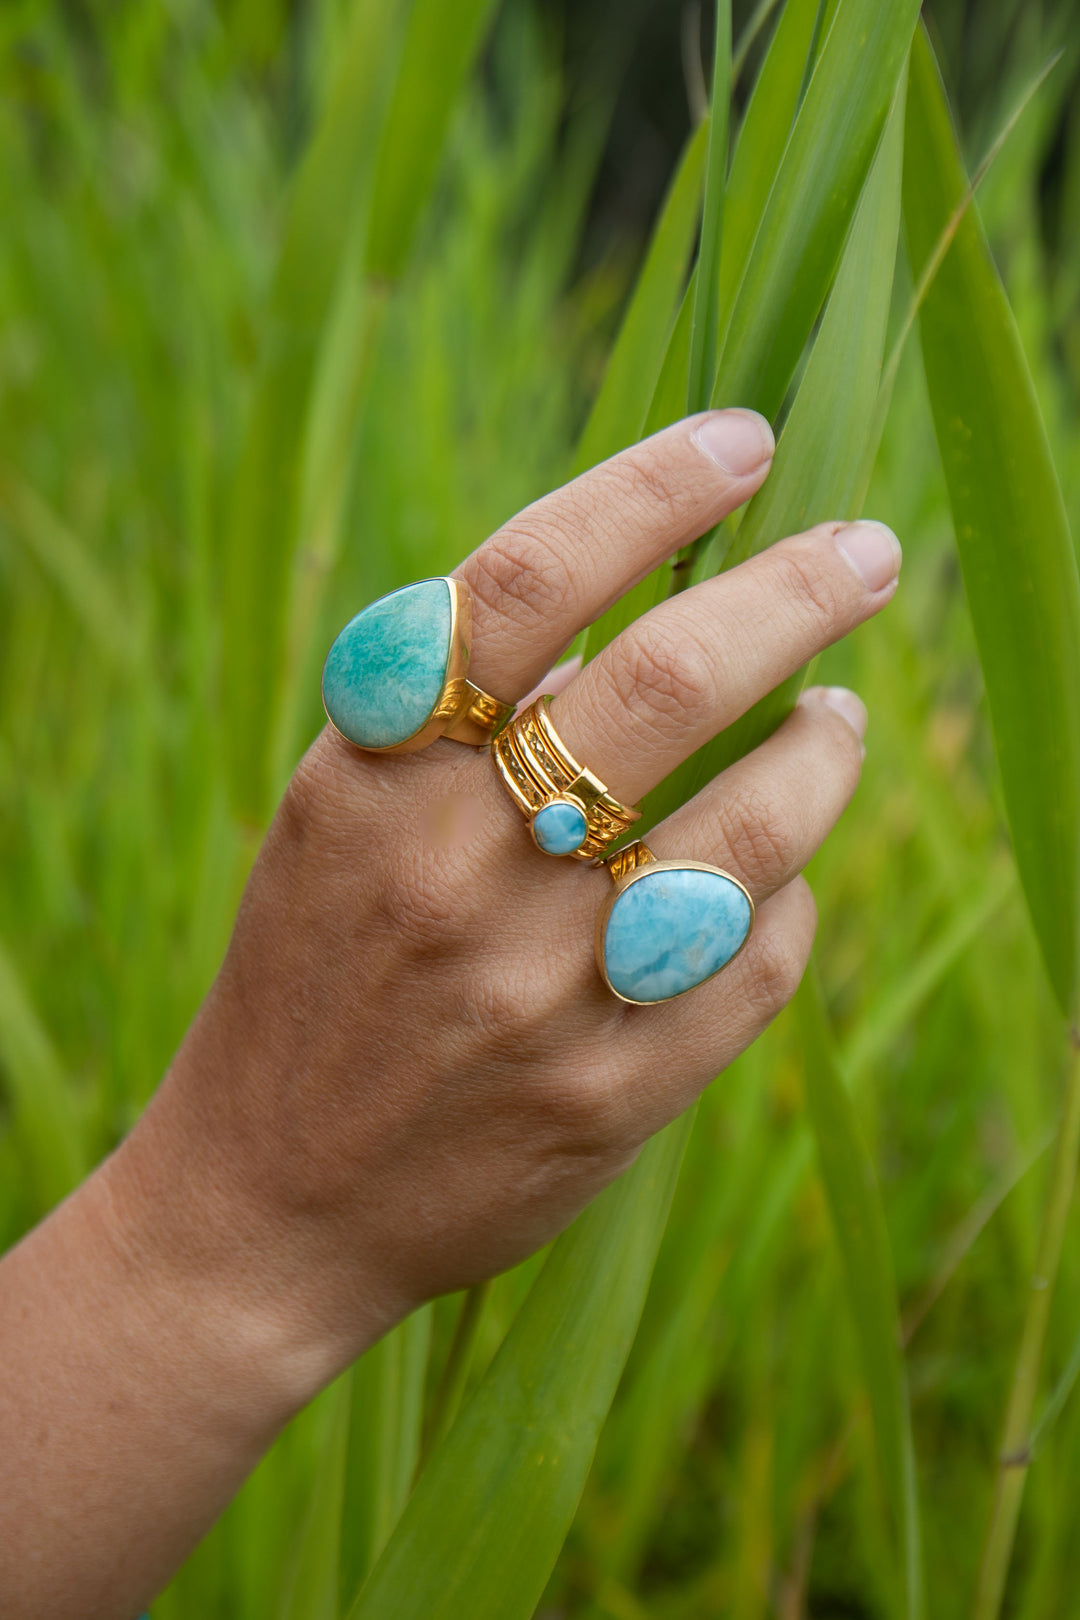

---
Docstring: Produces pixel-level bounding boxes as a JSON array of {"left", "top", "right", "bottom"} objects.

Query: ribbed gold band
[
  {"left": 443, "top": 681, "right": 516, "bottom": 746},
  {"left": 492, "top": 697, "right": 641, "bottom": 860}
]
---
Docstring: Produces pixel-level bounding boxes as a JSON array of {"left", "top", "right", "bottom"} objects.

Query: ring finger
[{"left": 549, "top": 517, "right": 900, "bottom": 805}]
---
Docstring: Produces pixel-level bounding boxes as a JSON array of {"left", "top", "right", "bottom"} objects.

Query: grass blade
[
  {"left": 649, "top": 78, "right": 905, "bottom": 824},
  {"left": 686, "top": 1, "right": 730, "bottom": 415},
  {"left": 347, "top": 1121, "right": 690, "bottom": 1620},
  {"left": 796, "top": 968, "right": 924, "bottom": 1620},
  {"left": 712, "top": 0, "right": 920, "bottom": 420},
  {"left": 903, "top": 27, "right": 1080, "bottom": 1016}
]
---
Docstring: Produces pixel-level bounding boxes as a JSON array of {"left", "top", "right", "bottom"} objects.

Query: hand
[
  {"left": 117, "top": 407, "right": 899, "bottom": 1377},
  {"left": 0, "top": 410, "right": 901, "bottom": 1616}
]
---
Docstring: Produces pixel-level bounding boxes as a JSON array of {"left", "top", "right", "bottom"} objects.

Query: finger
[
  {"left": 649, "top": 686, "right": 867, "bottom": 903},
  {"left": 610, "top": 877, "right": 818, "bottom": 1140},
  {"left": 456, "top": 410, "right": 774, "bottom": 699},
  {"left": 550, "top": 518, "right": 899, "bottom": 803}
]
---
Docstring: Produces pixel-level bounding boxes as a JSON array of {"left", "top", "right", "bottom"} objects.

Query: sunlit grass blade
[
  {"left": 571, "top": 120, "right": 707, "bottom": 477},
  {"left": 796, "top": 968, "right": 924, "bottom": 1620},
  {"left": 717, "top": 0, "right": 822, "bottom": 327},
  {"left": 281, "top": 1380, "right": 351, "bottom": 1620},
  {"left": 904, "top": 28, "right": 1080, "bottom": 1017},
  {"left": 347, "top": 1121, "right": 690, "bottom": 1620},
  {"left": 712, "top": 0, "right": 920, "bottom": 419}
]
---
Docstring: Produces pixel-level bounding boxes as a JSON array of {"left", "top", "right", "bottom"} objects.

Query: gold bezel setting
[
  {"left": 321, "top": 577, "right": 513, "bottom": 754},
  {"left": 595, "top": 842, "right": 755, "bottom": 1006}
]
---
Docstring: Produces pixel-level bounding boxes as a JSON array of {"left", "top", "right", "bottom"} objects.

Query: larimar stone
[
  {"left": 322, "top": 579, "right": 452, "bottom": 748},
  {"left": 602, "top": 866, "right": 752, "bottom": 1003},
  {"left": 533, "top": 798, "right": 588, "bottom": 855}
]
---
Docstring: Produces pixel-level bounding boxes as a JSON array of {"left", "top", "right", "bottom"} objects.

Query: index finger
[{"left": 455, "top": 409, "right": 774, "bottom": 702}]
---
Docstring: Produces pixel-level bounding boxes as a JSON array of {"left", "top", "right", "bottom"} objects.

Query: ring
[
  {"left": 595, "top": 840, "right": 754, "bottom": 1004},
  {"left": 321, "top": 577, "right": 514, "bottom": 753},
  {"left": 492, "top": 698, "right": 641, "bottom": 859}
]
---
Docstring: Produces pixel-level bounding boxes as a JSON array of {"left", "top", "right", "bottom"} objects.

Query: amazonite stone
[
  {"left": 322, "top": 579, "right": 452, "bottom": 748},
  {"left": 602, "top": 865, "right": 751, "bottom": 1003},
  {"left": 533, "top": 799, "right": 588, "bottom": 855}
]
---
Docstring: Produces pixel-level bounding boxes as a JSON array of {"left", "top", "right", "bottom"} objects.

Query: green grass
[{"left": 1, "top": 2, "right": 1079, "bottom": 1616}]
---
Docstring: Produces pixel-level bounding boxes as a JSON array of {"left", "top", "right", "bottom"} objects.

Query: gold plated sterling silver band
[{"left": 492, "top": 697, "right": 641, "bottom": 859}]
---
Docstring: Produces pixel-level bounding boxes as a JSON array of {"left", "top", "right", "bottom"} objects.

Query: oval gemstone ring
[
  {"left": 492, "top": 697, "right": 641, "bottom": 860},
  {"left": 322, "top": 577, "right": 514, "bottom": 754},
  {"left": 595, "top": 840, "right": 754, "bottom": 1004}
]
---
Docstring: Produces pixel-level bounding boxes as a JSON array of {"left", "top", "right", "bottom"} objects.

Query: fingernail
[
  {"left": 692, "top": 409, "right": 775, "bottom": 477},
  {"left": 803, "top": 685, "right": 868, "bottom": 743},
  {"left": 835, "top": 520, "right": 902, "bottom": 593}
]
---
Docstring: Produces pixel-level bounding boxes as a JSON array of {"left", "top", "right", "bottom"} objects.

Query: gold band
[
  {"left": 444, "top": 681, "right": 516, "bottom": 747},
  {"left": 492, "top": 697, "right": 641, "bottom": 860}
]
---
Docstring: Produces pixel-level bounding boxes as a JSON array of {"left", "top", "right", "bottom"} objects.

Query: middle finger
[{"left": 549, "top": 517, "right": 900, "bottom": 803}]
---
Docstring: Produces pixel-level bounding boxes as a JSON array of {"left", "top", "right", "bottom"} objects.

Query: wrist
[{"left": 102, "top": 1052, "right": 402, "bottom": 1432}]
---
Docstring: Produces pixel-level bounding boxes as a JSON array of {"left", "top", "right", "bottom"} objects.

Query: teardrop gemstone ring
[
  {"left": 322, "top": 577, "right": 514, "bottom": 753},
  {"left": 595, "top": 840, "right": 754, "bottom": 1004},
  {"left": 492, "top": 697, "right": 641, "bottom": 860}
]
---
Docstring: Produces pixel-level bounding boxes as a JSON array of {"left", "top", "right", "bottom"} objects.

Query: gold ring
[
  {"left": 322, "top": 577, "right": 514, "bottom": 754},
  {"left": 595, "top": 839, "right": 754, "bottom": 1004},
  {"left": 492, "top": 697, "right": 641, "bottom": 859}
]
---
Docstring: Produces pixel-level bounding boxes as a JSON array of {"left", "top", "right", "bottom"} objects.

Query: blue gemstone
[
  {"left": 533, "top": 799, "right": 588, "bottom": 855},
  {"left": 601, "top": 865, "right": 752, "bottom": 1003},
  {"left": 322, "top": 579, "right": 452, "bottom": 749}
]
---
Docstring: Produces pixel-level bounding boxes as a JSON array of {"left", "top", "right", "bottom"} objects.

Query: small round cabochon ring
[
  {"left": 492, "top": 698, "right": 641, "bottom": 861},
  {"left": 321, "top": 577, "right": 513, "bottom": 754},
  {"left": 596, "top": 840, "right": 755, "bottom": 1005}
]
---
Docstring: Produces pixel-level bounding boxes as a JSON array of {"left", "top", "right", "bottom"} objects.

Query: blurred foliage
[{"left": 1, "top": 1, "right": 1079, "bottom": 1617}]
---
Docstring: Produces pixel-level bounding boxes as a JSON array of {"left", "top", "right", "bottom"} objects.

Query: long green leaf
[
  {"left": 796, "top": 969, "right": 923, "bottom": 1620},
  {"left": 904, "top": 28, "right": 1080, "bottom": 1015},
  {"left": 649, "top": 78, "right": 905, "bottom": 824},
  {"left": 686, "top": 1, "right": 731, "bottom": 414},
  {"left": 347, "top": 1121, "right": 690, "bottom": 1620},
  {"left": 713, "top": 0, "right": 920, "bottom": 420}
]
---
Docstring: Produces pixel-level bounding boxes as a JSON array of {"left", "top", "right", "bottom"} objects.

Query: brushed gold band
[{"left": 492, "top": 697, "right": 641, "bottom": 860}]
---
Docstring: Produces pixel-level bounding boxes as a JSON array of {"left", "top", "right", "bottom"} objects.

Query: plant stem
[
  {"left": 419, "top": 1280, "right": 492, "bottom": 1469},
  {"left": 972, "top": 1020, "right": 1080, "bottom": 1620}
]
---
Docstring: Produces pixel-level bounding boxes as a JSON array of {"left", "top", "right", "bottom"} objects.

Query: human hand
[{"left": 111, "top": 408, "right": 900, "bottom": 1408}]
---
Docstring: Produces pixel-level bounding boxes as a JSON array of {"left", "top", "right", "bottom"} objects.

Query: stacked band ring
[{"left": 492, "top": 697, "right": 641, "bottom": 859}]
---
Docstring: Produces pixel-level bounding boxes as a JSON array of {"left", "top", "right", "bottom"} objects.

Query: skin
[{"left": 0, "top": 410, "right": 902, "bottom": 1618}]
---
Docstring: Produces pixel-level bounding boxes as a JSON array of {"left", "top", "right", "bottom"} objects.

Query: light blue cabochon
[
  {"left": 322, "top": 579, "right": 452, "bottom": 748},
  {"left": 533, "top": 800, "right": 588, "bottom": 855},
  {"left": 603, "top": 866, "right": 752, "bottom": 1003}
]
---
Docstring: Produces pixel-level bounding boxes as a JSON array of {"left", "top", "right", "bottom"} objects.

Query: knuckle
[
  {"left": 612, "top": 452, "right": 684, "bottom": 520},
  {"left": 771, "top": 539, "right": 847, "bottom": 629},
  {"left": 467, "top": 519, "right": 576, "bottom": 630},
  {"left": 717, "top": 786, "right": 797, "bottom": 887},
  {"left": 747, "top": 917, "right": 809, "bottom": 1017},
  {"left": 611, "top": 626, "right": 715, "bottom": 736}
]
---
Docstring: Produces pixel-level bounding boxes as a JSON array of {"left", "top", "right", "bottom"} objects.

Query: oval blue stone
[
  {"left": 602, "top": 865, "right": 752, "bottom": 1003},
  {"left": 533, "top": 799, "right": 588, "bottom": 855},
  {"left": 322, "top": 579, "right": 452, "bottom": 749}
]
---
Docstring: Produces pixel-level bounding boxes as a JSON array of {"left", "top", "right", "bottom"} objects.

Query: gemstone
[
  {"left": 321, "top": 579, "right": 452, "bottom": 749},
  {"left": 532, "top": 798, "right": 588, "bottom": 856},
  {"left": 601, "top": 864, "right": 752, "bottom": 1003}
]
